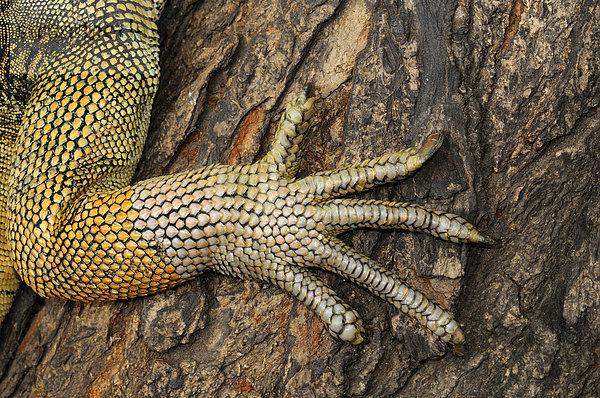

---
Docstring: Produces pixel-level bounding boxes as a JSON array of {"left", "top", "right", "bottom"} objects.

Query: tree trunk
[{"left": 1, "top": 0, "right": 598, "bottom": 396}]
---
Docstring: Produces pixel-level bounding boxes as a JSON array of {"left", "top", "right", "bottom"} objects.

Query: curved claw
[
  {"left": 470, "top": 230, "right": 498, "bottom": 246},
  {"left": 417, "top": 131, "right": 444, "bottom": 163}
]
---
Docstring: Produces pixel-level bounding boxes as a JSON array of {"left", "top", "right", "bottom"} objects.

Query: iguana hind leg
[{"left": 0, "top": 0, "right": 494, "bottom": 349}]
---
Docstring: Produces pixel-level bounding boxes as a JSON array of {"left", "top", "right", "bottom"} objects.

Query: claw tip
[
  {"left": 451, "top": 342, "right": 465, "bottom": 356},
  {"left": 300, "top": 84, "right": 311, "bottom": 99},
  {"left": 472, "top": 229, "right": 499, "bottom": 246},
  {"left": 418, "top": 131, "right": 444, "bottom": 161},
  {"left": 480, "top": 235, "right": 500, "bottom": 247}
]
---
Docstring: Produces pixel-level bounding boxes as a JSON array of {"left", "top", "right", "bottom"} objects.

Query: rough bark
[{"left": 1, "top": 0, "right": 598, "bottom": 396}]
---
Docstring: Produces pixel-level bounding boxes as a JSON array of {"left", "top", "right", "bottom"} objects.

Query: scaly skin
[{"left": 0, "top": 0, "right": 493, "bottom": 348}]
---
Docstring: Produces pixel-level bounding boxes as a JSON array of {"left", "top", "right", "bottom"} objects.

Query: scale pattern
[{"left": 0, "top": 0, "right": 493, "bottom": 348}]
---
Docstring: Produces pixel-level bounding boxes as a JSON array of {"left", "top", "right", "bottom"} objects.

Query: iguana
[{"left": 0, "top": 0, "right": 492, "bottom": 348}]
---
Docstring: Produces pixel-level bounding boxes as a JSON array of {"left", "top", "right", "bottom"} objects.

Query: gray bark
[{"left": 1, "top": 0, "right": 598, "bottom": 396}]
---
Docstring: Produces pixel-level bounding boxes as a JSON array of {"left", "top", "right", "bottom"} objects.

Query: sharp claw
[
  {"left": 417, "top": 131, "right": 444, "bottom": 162},
  {"left": 476, "top": 233, "right": 499, "bottom": 246}
]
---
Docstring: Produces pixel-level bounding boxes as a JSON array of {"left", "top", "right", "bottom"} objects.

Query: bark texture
[{"left": 1, "top": 0, "right": 599, "bottom": 396}]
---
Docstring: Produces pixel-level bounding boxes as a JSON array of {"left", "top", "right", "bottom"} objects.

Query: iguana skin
[{"left": 0, "top": 0, "right": 492, "bottom": 347}]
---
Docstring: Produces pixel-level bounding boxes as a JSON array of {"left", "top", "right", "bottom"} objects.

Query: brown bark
[{"left": 1, "top": 0, "right": 599, "bottom": 396}]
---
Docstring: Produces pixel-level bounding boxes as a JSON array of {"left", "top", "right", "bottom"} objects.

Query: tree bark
[{"left": 1, "top": 0, "right": 598, "bottom": 396}]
